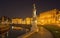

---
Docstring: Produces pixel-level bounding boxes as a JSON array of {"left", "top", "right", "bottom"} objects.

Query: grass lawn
[{"left": 42, "top": 25, "right": 60, "bottom": 38}]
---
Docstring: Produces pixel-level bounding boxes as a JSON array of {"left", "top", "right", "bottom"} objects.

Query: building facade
[{"left": 37, "top": 9, "right": 60, "bottom": 25}]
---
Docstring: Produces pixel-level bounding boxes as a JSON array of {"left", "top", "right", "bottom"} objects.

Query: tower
[{"left": 31, "top": 3, "right": 39, "bottom": 32}]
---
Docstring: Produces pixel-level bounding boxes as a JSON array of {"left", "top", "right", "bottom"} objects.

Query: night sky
[{"left": 0, "top": 0, "right": 60, "bottom": 18}]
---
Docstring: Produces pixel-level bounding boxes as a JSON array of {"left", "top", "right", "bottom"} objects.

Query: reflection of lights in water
[{"left": 7, "top": 32, "right": 8, "bottom": 37}]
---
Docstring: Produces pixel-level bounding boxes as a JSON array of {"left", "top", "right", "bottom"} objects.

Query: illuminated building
[
  {"left": 25, "top": 17, "right": 31, "bottom": 25},
  {"left": 12, "top": 18, "right": 23, "bottom": 24},
  {"left": 11, "top": 9, "right": 60, "bottom": 26},
  {"left": 37, "top": 9, "right": 60, "bottom": 25},
  {"left": 55, "top": 10, "right": 60, "bottom": 26},
  {"left": 22, "top": 20, "right": 26, "bottom": 24}
]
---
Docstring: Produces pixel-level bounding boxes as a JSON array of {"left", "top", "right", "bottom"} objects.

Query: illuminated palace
[
  {"left": 37, "top": 9, "right": 60, "bottom": 25},
  {"left": 12, "top": 9, "right": 60, "bottom": 25}
]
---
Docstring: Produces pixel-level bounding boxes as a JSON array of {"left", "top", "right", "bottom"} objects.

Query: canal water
[{"left": 0, "top": 24, "right": 31, "bottom": 38}]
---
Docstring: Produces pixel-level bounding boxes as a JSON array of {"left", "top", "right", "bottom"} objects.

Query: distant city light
[{"left": 11, "top": 9, "right": 60, "bottom": 26}]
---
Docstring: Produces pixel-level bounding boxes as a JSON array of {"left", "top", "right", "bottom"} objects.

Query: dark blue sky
[{"left": 0, "top": 0, "right": 60, "bottom": 18}]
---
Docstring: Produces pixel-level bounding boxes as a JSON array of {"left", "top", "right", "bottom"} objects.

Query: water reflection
[
  {"left": 1, "top": 32, "right": 9, "bottom": 38},
  {"left": 0, "top": 23, "right": 10, "bottom": 38},
  {"left": 0, "top": 24, "right": 31, "bottom": 38}
]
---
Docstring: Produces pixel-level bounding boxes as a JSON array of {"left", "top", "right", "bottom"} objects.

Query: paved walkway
[{"left": 17, "top": 27, "right": 53, "bottom": 38}]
